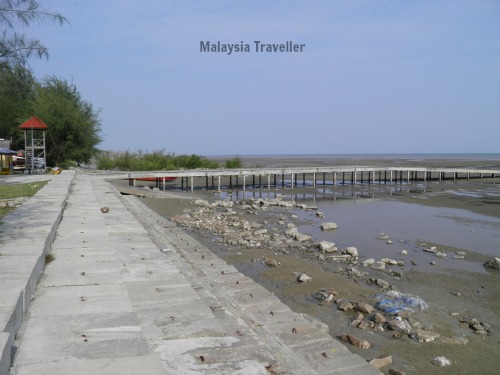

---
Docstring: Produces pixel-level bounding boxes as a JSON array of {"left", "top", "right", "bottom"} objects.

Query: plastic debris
[
  {"left": 431, "top": 356, "right": 451, "bottom": 367},
  {"left": 372, "top": 290, "right": 429, "bottom": 314}
]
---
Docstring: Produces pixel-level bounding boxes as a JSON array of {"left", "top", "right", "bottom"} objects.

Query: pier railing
[{"left": 105, "top": 166, "right": 499, "bottom": 192}]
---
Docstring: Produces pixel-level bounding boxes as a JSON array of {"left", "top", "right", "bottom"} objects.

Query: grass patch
[{"left": 0, "top": 181, "right": 48, "bottom": 218}]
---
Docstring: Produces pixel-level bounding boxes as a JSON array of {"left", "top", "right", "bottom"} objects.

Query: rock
[
  {"left": 319, "top": 241, "right": 337, "bottom": 253},
  {"left": 431, "top": 356, "right": 451, "bottom": 367},
  {"left": 294, "top": 232, "right": 312, "bottom": 242},
  {"left": 297, "top": 273, "right": 312, "bottom": 283},
  {"left": 377, "top": 233, "right": 390, "bottom": 240},
  {"left": 353, "top": 302, "right": 375, "bottom": 314},
  {"left": 423, "top": 247, "right": 437, "bottom": 253},
  {"left": 371, "top": 261, "right": 386, "bottom": 270},
  {"left": 413, "top": 329, "right": 440, "bottom": 342},
  {"left": 400, "top": 250, "right": 408, "bottom": 255},
  {"left": 362, "top": 258, "right": 375, "bottom": 267},
  {"left": 316, "top": 211, "right": 325, "bottom": 218},
  {"left": 389, "top": 369, "right": 406, "bottom": 375},
  {"left": 381, "top": 258, "right": 398, "bottom": 265},
  {"left": 372, "top": 312, "right": 387, "bottom": 324},
  {"left": 344, "top": 246, "right": 358, "bottom": 258},
  {"left": 338, "top": 301, "right": 354, "bottom": 311},
  {"left": 321, "top": 222, "right": 337, "bottom": 230},
  {"left": 341, "top": 334, "right": 371, "bottom": 349},
  {"left": 435, "top": 251, "right": 447, "bottom": 258},
  {"left": 376, "top": 279, "right": 390, "bottom": 288},
  {"left": 265, "top": 258, "right": 278, "bottom": 267},
  {"left": 386, "top": 240, "right": 392, "bottom": 244},
  {"left": 387, "top": 318, "right": 412, "bottom": 335},
  {"left": 285, "top": 227, "right": 298, "bottom": 237},
  {"left": 350, "top": 313, "right": 364, "bottom": 327},
  {"left": 369, "top": 355, "right": 393, "bottom": 369},
  {"left": 484, "top": 257, "right": 500, "bottom": 269},
  {"left": 100, "top": 207, "right": 109, "bottom": 213}
]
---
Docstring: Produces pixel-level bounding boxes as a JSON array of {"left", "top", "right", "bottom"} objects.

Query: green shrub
[{"left": 225, "top": 156, "right": 242, "bottom": 169}]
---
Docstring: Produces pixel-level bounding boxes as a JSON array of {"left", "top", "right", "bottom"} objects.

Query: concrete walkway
[{"left": 2, "top": 171, "right": 381, "bottom": 375}]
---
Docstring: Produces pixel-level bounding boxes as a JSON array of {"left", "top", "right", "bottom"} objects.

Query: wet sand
[{"left": 134, "top": 156, "right": 500, "bottom": 375}]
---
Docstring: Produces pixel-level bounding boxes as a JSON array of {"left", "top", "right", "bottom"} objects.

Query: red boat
[{"left": 136, "top": 177, "right": 177, "bottom": 182}]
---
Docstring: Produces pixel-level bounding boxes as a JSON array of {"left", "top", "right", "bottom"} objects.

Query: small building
[{"left": 0, "top": 148, "right": 16, "bottom": 175}]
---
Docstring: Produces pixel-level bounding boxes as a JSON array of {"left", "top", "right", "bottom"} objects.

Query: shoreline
[{"left": 129, "top": 156, "right": 499, "bottom": 374}]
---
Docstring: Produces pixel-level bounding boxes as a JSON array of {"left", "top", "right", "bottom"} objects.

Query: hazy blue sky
[{"left": 28, "top": 0, "right": 500, "bottom": 155}]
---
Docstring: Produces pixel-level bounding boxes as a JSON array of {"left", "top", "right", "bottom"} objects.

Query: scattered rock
[
  {"left": 362, "top": 258, "right": 375, "bottom": 267},
  {"left": 372, "top": 312, "right": 387, "bottom": 324},
  {"left": 484, "top": 257, "right": 500, "bottom": 270},
  {"left": 371, "top": 261, "right": 386, "bottom": 270},
  {"left": 400, "top": 250, "right": 408, "bottom": 255},
  {"left": 100, "top": 207, "right": 109, "bottom": 213},
  {"left": 353, "top": 302, "right": 375, "bottom": 314},
  {"left": 338, "top": 301, "right": 354, "bottom": 311},
  {"left": 297, "top": 273, "right": 312, "bottom": 283},
  {"left": 345, "top": 246, "right": 358, "bottom": 258},
  {"left": 369, "top": 355, "right": 393, "bottom": 369},
  {"left": 319, "top": 241, "right": 337, "bottom": 253},
  {"left": 377, "top": 233, "right": 390, "bottom": 240},
  {"left": 320, "top": 222, "right": 337, "bottom": 230},
  {"left": 341, "top": 334, "right": 371, "bottom": 349},
  {"left": 316, "top": 211, "right": 325, "bottom": 218},
  {"left": 265, "top": 258, "right": 278, "bottom": 267},
  {"left": 412, "top": 329, "right": 440, "bottom": 343},
  {"left": 387, "top": 318, "right": 412, "bottom": 335},
  {"left": 435, "top": 251, "right": 447, "bottom": 258},
  {"left": 376, "top": 279, "right": 390, "bottom": 288}
]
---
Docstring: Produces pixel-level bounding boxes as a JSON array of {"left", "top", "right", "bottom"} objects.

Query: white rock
[
  {"left": 297, "top": 273, "right": 312, "bottom": 282},
  {"left": 345, "top": 247, "right": 358, "bottom": 258},
  {"left": 362, "top": 258, "right": 375, "bottom": 267},
  {"left": 319, "top": 241, "right": 337, "bottom": 253},
  {"left": 321, "top": 222, "right": 338, "bottom": 230}
]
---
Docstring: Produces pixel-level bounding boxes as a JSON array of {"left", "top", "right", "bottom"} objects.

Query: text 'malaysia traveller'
[{"left": 200, "top": 41, "right": 305, "bottom": 55}]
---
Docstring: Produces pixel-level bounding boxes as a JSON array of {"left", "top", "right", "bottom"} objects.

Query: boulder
[
  {"left": 321, "top": 222, "right": 337, "bottom": 230},
  {"left": 319, "top": 241, "right": 337, "bottom": 253},
  {"left": 341, "top": 334, "right": 371, "bottom": 349},
  {"left": 484, "top": 257, "right": 500, "bottom": 270},
  {"left": 369, "top": 355, "right": 393, "bottom": 369},
  {"left": 345, "top": 247, "right": 358, "bottom": 258}
]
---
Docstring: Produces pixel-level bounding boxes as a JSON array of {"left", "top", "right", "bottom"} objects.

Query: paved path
[{"left": 2, "top": 171, "right": 381, "bottom": 375}]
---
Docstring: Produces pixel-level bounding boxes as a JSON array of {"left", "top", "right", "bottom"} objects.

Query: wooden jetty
[{"left": 116, "top": 166, "right": 500, "bottom": 193}]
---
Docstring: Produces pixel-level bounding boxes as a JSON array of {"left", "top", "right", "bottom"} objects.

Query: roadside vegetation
[
  {"left": 0, "top": 181, "right": 47, "bottom": 218},
  {"left": 95, "top": 150, "right": 242, "bottom": 171}
]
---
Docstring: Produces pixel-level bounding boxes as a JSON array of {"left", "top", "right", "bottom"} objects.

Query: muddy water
[{"left": 138, "top": 166, "right": 500, "bottom": 375}]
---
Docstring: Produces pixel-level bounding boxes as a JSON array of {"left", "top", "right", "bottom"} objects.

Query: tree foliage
[
  {"left": 31, "top": 76, "right": 102, "bottom": 164},
  {"left": 0, "top": 62, "right": 35, "bottom": 146},
  {"left": 0, "top": 0, "right": 67, "bottom": 65}
]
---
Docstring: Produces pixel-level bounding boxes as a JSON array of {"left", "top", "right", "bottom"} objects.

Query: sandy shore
[{"left": 131, "top": 155, "right": 500, "bottom": 375}]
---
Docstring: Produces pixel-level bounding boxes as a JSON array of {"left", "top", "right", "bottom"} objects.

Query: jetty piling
[{"left": 123, "top": 166, "right": 499, "bottom": 193}]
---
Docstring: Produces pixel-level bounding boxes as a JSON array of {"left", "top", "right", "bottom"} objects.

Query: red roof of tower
[{"left": 19, "top": 116, "right": 48, "bottom": 130}]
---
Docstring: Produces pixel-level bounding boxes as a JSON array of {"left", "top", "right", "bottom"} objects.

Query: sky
[{"left": 26, "top": 0, "right": 500, "bottom": 156}]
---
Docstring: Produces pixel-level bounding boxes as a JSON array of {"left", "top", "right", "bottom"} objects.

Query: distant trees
[
  {"left": 0, "top": 2, "right": 103, "bottom": 167},
  {"left": 0, "top": 0, "right": 67, "bottom": 66},
  {"left": 0, "top": 62, "right": 35, "bottom": 145}
]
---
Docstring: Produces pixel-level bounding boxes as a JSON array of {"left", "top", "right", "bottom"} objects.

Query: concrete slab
[
  {"left": 28, "top": 284, "right": 133, "bottom": 317},
  {"left": 11, "top": 355, "right": 165, "bottom": 375}
]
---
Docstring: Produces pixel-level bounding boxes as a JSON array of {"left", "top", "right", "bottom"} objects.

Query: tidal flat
[{"left": 138, "top": 155, "right": 500, "bottom": 375}]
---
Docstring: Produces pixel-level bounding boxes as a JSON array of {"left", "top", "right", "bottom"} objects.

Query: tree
[
  {"left": 0, "top": 0, "right": 66, "bottom": 66},
  {"left": 0, "top": 62, "right": 35, "bottom": 146},
  {"left": 31, "top": 76, "right": 102, "bottom": 165}
]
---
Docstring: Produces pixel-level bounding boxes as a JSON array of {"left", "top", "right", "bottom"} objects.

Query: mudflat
[{"left": 136, "top": 155, "right": 500, "bottom": 375}]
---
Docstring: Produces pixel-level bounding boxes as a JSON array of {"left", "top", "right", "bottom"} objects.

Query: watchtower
[{"left": 19, "top": 116, "right": 48, "bottom": 172}]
